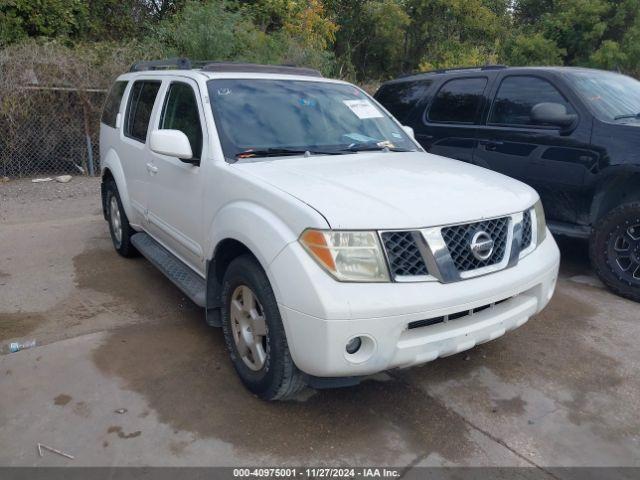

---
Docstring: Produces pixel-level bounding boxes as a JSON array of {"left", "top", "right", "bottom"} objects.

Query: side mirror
[
  {"left": 531, "top": 103, "right": 577, "bottom": 129},
  {"left": 402, "top": 125, "right": 415, "bottom": 139},
  {"left": 149, "top": 129, "right": 195, "bottom": 163}
]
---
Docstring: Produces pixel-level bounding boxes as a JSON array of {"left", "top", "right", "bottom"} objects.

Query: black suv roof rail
[
  {"left": 129, "top": 58, "right": 322, "bottom": 77},
  {"left": 397, "top": 64, "right": 507, "bottom": 79}
]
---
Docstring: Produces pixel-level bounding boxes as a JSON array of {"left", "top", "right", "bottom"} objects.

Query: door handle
[
  {"left": 146, "top": 163, "right": 158, "bottom": 174},
  {"left": 478, "top": 140, "right": 503, "bottom": 151}
]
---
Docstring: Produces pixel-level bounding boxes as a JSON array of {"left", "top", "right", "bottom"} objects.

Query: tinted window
[
  {"left": 490, "top": 76, "right": 575, "bottom": 126},
  {"left": 160, "top": 83, "right": 203, "bottom": 159},
  {"left": 427, "top": 78, "right": 487, "bottom": 123},
  {"left": 101, "top": 81, "right": 128, "bottom": 128},
  {"left": 375, "top": 80, "right": 433, "bottom": 122},
  {"left": 125, "top": 81, "right": 161, "bottom": 142}
]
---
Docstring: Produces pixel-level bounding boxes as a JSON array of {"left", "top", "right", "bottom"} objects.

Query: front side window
[
  {"left": 101, "top": 80, "right": 128, "bottom": 128},
  {"left": 160, "top": 83, "right": 203, "bottom": 159},
  {"left": 490, "top": 76, "right": 575, "bottom": 126},
  {"left": 125, "top": 80, "right": 161, "bottom": 143},
  {"left": 207, "top": 79, "right": 418, "bottom": 161},
  {"left": 565, "top": 70, "right": 640, "bottom": 123},
  {"left": 427, "top": 78, "right": 487, "bottom": 124}
]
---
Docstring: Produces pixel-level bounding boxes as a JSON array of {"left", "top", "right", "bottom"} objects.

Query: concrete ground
[{"left": 1, "top": 177, "right": 639, "bottom": 470}]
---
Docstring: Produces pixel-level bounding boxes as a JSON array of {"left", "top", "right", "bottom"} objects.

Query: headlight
[
  {"left": 300, "top": 229, "right": 390, "bottom": 282},
  {"left": 534, "top": 199, "right": 547, "bottom": 246}
]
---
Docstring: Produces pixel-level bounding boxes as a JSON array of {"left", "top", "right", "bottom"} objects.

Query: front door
[
  {"left": 475, "top": 74, "right": 596, "bottom": 223},
  {"left": 145, "top": 78, "right": 207, "bottom": 272}
]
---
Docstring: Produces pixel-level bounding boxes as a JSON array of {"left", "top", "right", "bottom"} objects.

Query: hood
[{"left": 234, "top": 152, "right": 538, "bottom": 230}]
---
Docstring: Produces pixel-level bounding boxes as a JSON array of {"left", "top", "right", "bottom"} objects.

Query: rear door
[
  {"left": 417, "top": 76, "right": 489, "bottom": 163},
  {"left": 120, "top": 79, "right": 162, "bottom": 222},
  {"left": 145, "top": 77, "right": 207, "bottom": 272}
]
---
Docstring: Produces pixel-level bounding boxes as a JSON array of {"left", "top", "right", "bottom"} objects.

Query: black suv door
[
  {"left": 476, "top": 73, "right": 596, "bottom": 224},
  {"left": 417, "top": 76, "right": 489, "bottom": 163}
]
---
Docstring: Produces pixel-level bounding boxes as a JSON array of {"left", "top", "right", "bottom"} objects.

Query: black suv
[{"left": 375, "top": 66, "right": 640, "bottom": 302}]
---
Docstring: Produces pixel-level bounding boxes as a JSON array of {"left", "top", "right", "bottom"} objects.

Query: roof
[{"left": 383, "top": 65, "right": 611, "bottom": 85}]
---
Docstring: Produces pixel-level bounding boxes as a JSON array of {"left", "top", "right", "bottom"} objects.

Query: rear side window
[
  {"left": 427, "top": 77, "right": 487, "bottom": 124},
  {"left": 101, "top": 81, "right": 128, "bottom": 128},
  {"left": 375, "top": 80, "right": 433, "bottom": 122},
  {"left": 160, "top": 83, "right": 203, "bottom": 159},
  {"left": 125, "top": 80, "right": 161, "bottom": 142},
  {"left": 489, "top": 76, "right": 575, "bottom": 126}
]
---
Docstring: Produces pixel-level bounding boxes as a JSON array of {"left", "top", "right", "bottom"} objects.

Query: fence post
[{"left": 85, "top": 133, "right": 95, "bottom": 176}]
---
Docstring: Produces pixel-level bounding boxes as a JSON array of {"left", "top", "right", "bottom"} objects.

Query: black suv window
[
  {"left": 427, "top": 78, "right": 487, "bottom": 124},
  {"left": 490, "top": 76, "right": 575, "bottom": 126},
  {"left": 101, "top": 81, "right": 128, "bottom": 128},
  {"left": 125, "top": 80, "right": 161, "bottom": 143},
  {"left": 375, "top": 80, "right": 433, "bottom": 123},
  {"left": 160, "top": 83, "right": 203, "bottom": 159}
]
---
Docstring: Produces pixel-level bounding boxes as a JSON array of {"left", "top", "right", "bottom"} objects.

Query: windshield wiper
[
  {"left": 614, "top": 112, "right": 640, "bottom": 120},
  {"left": 235, "top": 148, "right": 343, "bottom": 159},
  {"left": 339, "top": 143, "right": 413, "bottom": 153}
]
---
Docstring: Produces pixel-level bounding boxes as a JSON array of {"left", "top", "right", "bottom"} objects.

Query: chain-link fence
[
  {"left": 0, "top": 41, "right": 143, "bottom": 179},
  {"left": 0, "top": 87, "right": 105, "bottom": 178}
]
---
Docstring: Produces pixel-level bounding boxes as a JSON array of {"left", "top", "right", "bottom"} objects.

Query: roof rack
[
  {"left": 129, "top": 58, "right": 323, "bottom": 77},
  {"left": 129, "top": 57, "right": 192, "bottom": 72},
  {"left": 396, "top": 64, "right": 507, "bottom": 79},
  {"left": 432, "top": 64, "right": 507, "bottom": 74},
  {"left": 201, "top": 62, "right": 322, "bottom": 77}
]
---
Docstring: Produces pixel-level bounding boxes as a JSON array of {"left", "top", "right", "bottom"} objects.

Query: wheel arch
[
  {"left": 204, "top": 201, "right": 305, "bottom": 314},
  {"left": 590, "top": 170, "right": 640, "bottom": 224},
  {"left": 100, "top": 149, "right": 134, "bottom": 222}
]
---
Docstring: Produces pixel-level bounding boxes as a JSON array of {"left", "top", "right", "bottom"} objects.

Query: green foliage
[
  {"left": 502, "top": 32, "right": 565, "bottom": 66},
  {"left": 0, "top": 0, "right": 87, "bottom": 46},
  {"left": 2, "top": 0, "right": 640, "bottom": 81}
]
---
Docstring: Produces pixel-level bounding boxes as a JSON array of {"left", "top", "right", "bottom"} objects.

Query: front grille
[
  {"left": 441, "top": 217, "right": 510, "bottom": 272},
  {"left": 522, "top": 210, "right": 532, "bottom": 248},
  {"left": 381, "top": 231, "right": 429, "bottom": 277}
]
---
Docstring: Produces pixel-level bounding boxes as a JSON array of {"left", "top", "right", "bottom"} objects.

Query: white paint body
[{"left": 100, "top": 69, "right": 560, "bottom": 378}]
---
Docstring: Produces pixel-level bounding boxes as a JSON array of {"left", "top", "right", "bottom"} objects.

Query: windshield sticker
[
  {"left": 217, "top": 88, "right": 232, "bottom": 96},
  {"left": 343, "top": 99, "right": 384, "bottom": 119},
  {"left": 391, "top": 132, "right": 402, "bottom": 139},
  {"left": 299, "top": 98, "right": 317, "bottom": 107}
]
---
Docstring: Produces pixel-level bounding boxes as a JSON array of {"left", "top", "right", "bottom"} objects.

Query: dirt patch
[
  {"left": 0, "top": 311, "right": 44, "bottom": 341},
  {"left": 107, "top": 426, "right": 142, "bottom": 439},
  {"left": 493, "top": 396, "right": 527, "bottom": 416},
  {"left": 93, "top": 321, "right": 475, "bottom": 464},
  {"left": 54, "top": 394, "right": 72, "bottom": 406},
  {"left": 72, "top": 248, "right": 200, "bottom": 322},
  {"left": 0, "top": 270, "right": 10, "bottom": 279}
]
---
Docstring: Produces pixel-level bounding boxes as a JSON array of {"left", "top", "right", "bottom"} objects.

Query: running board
[{"left": 131, "top": 233, "right": 206, "bottom": 307}]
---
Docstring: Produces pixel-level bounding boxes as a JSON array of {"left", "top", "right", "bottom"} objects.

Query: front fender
[
  {"left": 207, "top": 201, "right": 301, "bottom": 268},
  {"left": 101, "top": 148, "right": 135, "bottom": 223}
]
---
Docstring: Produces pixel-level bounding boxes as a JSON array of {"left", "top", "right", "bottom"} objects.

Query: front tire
[
  {"left": 590, "top": 202, "right": 640, "bottom": 302},
  {"left": 105, "top": 179, "right": 137, "bottom": 258},
  {"left": 221, "top": 254, "right": 306, "bottom": 400}
]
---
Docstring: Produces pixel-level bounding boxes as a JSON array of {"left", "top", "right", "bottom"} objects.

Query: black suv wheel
[
  {"left": 590, "top": 202, "right": 640, "bottom": 302},
  {"left": 220, "top": 254, "right": 306, "bottom": 400}
]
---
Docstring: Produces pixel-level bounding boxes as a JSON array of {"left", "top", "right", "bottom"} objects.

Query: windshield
[
  {"left": 566, "top": 70, "right": 640, "bottom": 123},
  {"left": 207, "top": 79, "right": 418, "bottom": 161}
]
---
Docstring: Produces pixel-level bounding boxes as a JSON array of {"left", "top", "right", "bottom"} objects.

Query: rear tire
[
  {"left": 590, "top": 202, "right": 640, "bottom": 302},
  {"left": 105, "top": 179, "right": 137, "bottom": 258},
  {"left": 221, "top": 254, "right": 306, "bottom": 400}
]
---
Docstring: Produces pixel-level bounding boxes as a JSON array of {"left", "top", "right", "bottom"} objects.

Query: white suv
[{"left": 100, "top": 59, "right": 560, "bottom": 400}]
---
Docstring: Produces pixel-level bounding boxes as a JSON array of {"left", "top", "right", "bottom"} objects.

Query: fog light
[{"left": 346, "top": 336, "right": 362, "bottom": 354}]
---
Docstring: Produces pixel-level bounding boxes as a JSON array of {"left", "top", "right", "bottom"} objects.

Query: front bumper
[{"left": 268, "top": 232, "right": 560, "bottom": 377}]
